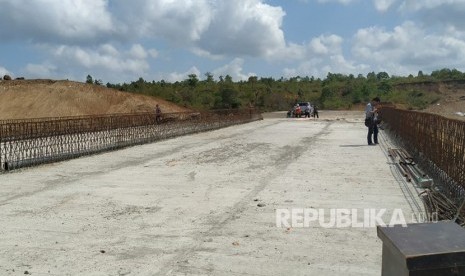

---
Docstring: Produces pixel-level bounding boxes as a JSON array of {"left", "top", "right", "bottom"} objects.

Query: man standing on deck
[
  {"left": 365, "top": 97, "right": 380, "bottom": 145},
  {"left": 155, "top": 104, "right": 162, "bottom": 123}
]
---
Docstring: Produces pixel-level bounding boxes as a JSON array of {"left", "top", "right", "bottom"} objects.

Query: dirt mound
[
  {"left": 0, "top": 79, "right": 189, "bottom": 120},
  {"left": 394, "top": 80, "right": 465, "bottom": 120},
  {"left": 423, "top": 82, "right": 465, "bottom": 120},
  {"left": 425, "top": 101, "right": 465, "bottom": 121}
]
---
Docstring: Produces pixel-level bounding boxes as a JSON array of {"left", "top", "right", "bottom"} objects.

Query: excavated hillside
[
  {"left": 0, "top": 79, "right": 189, "bottom": 120},
  {"left": 394, "top": 80, "right": 465, "bottom": 120}
]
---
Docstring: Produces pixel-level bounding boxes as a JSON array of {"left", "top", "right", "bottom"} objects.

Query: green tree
[
  {"left": 215, "top": 87, "right": 241, "bottom": 109},
  {"left": 204, "top": 72, "right": 214, "bottom": 83},
  {"left": 367, "top": 72, "right": 376, "bottom": 80},
  {"left": 376, "top": 72, "right": 390, "bottom": 81},
  {"left": 378, "top": 81, "right": 391, "bottom": 94},
  {"left": 86, "top": 75, "right": 93, "bottom": 84},
  {"left": 224, "top": 75, "right": 233, "bottom": 83},
  {"left": 186, "top": 74, "right": 199, "bottom": 88},
  {"left": 103, "top": 67, "right": 464, "bottom": 111}
]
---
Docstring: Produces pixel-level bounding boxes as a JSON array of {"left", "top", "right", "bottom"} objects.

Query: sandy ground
[
  {"left": 0, "top": 79, "right": 189, "bottom": 120},
  {"left": 0, "top": 111, "right": 423, "bottom": 275},
  {"left": 424, "top": 101, "right": 465, "bottom": 121}
]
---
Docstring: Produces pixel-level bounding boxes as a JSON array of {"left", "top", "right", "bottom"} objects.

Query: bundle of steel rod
[
  {"left": 0, "top": 108, "right": 262, "bottom": 171},
  {"left": 420, "top": 189, "right": 465, "bottom": 226},
  {"left": 388, "top": 148, "right": 433, "bottom": 188}
]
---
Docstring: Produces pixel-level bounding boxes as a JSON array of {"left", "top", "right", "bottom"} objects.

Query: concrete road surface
[{"left": 0, "top": 111, "right": 422, "bottom": 276}]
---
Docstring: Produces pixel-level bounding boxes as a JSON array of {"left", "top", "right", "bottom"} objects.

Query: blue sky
[{"left": 1, "top": 0, "right": 465, "bottom": 83}]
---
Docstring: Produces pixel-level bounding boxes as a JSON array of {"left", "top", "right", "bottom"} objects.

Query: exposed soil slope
[
  {"left": 0, "top": 79, "right": 189, "bottom": 120},
  {"left": 423, "top": 83, "right": 465, "bottom": 120},
  {"left": 395, "top": 80, "right": 465, "bottom": 120}
]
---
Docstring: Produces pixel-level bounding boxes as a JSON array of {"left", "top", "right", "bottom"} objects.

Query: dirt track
[{"left": 0, "top": 112, "right": 421, "bottom": 275}]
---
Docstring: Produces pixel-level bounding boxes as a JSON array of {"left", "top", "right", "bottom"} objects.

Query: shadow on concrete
[{"left": 339, "top": 144, "right": 370, "bottom": 147}]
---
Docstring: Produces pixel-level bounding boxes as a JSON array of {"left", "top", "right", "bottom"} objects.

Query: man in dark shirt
[{"left": 365, "top": 97, "right": 380, "bottom": 145}]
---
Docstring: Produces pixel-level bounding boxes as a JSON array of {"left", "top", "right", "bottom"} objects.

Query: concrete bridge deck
[{"left": 0, "top": 111, "right": 423, "bottom": 275}]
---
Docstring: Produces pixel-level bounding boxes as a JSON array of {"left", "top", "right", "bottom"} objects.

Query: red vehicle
[{"left": 292, "top": 102, "right": 312, "bottom": 118}]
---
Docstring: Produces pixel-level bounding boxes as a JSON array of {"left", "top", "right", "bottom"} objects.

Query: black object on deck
[{"left": 377, "top": 221, "right": 465, "bottom": 275}]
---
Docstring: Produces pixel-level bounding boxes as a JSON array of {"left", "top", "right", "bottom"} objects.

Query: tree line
[{"left": 88, "top": 68, "right": 465, "bottom": 111}]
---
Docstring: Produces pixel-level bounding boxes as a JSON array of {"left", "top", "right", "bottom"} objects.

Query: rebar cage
[
  {"left": 381, "top": 107, "right": 465, "bottom": 202},
  {"left": 0, "top": 109, "right": 262, "bottom": 171}
]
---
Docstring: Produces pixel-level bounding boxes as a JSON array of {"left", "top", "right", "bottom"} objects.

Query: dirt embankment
[
  {"left": 422, "top": 81, "right": 465, "bottom": 120},
  {"left": 0, "top": 79, "right": 189, "bottom": 120},
  {"left": 394, "top": 80, "right": 465, "bottom": 120}
]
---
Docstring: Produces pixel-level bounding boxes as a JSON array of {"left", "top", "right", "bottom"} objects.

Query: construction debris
[
  {"left": 388, "top": 147, "right": 465, "bottom": 225},
  {"left": 420, "top": 189, "right": 465, "bottom": 226},
  {"left": 388, "top": 148, "right": 433, "bottom": 188}
]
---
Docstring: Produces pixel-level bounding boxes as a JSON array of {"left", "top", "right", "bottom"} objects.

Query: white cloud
[
  {"left": 52, "top": 44, "right": 149, "bottom": 72},
  {"left": 0, "top": 0, "right": 115, "bottom": 43},
  {"left": 374, "top": 0, "right": 398, "bottom": 12},
  {"left": 309, "top": 34, "right": 344, "bottom": 55},
  {"left": 112, "top": 0, "right": 213, "bottom": 44},
  {"left": 309, "top": 39, "right": 329, "bottom": 55},
  {"left": 0, "top": 0, "right": 289, "bottom": 83},
  {"left": 212, "top": 58, "right": 254, "bottom": 81},
  {"left": 399, "top": 0, "right": 463, "bottom": 11},
  {"left": 316, "top": 0, "right": 356, "bottom": 4},
  {"left": 100, "top": 44, "right": 120, "bottom": 57},
  {"left": 273, "top": 42, "right": 307, "bottom": 61},
  {"left": 196, "top": 0, "right": 287, "bottom": 58},
  {"left": 2, "top": 0, "right": 465, "bottom": 83},
  {"left": 29, "top": 44, "right": 154, "bottom": 82},
  {"left": 0, "top": 0, "right": 289, "bottom": 61},
  {"left": 162, "top": 67, "right": 201, "bottom": 83},
  {"left": 129, "top": 44, "right": 148, "bottom": 60},
  {"left": 25, "top": 63, "right": 57, "bottom": 78},
  {"left": 398, "top": 1, "right": 465, "bottom": 30},
  {"left": 283, "top": 34, "right": 366, "bottom": 78},
  {"left": 283, "top": 54, "right": 366, "bottom": 79},
  {"left": 352, "top": 21, "right": 465, "bottom": 75},
  {"left": 302, "top": 0, "right": 399, "bottom": 13},
  {"left": 190, "top": 48, "right": 224, "bottom": 60},
  {"left": 148, "top": 49, "right": 159, "bottom": 59},
  {"left": 0, "top": 66, "right": 11, "bottom": 77},
  {"left": 252, "top": 34, "right": 344, "bottom": 63}
]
